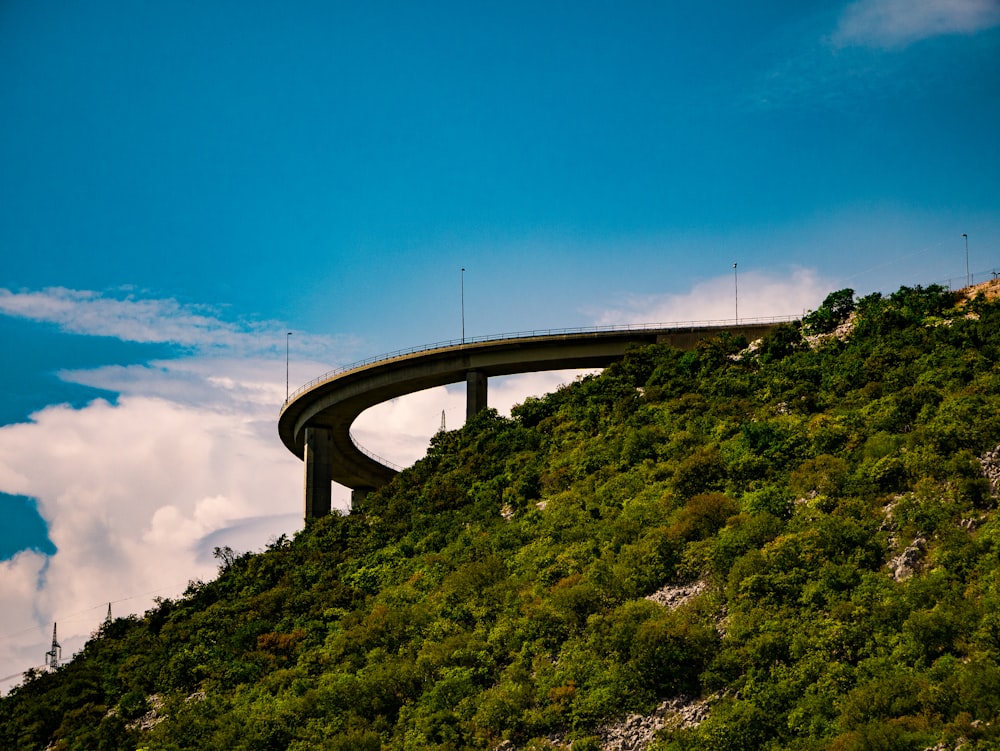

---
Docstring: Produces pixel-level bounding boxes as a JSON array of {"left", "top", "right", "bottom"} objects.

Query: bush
[
  {"left": 670, "top": 493, "right": 738, "bottom": 541},
  {"left": 673, "top": 448, "right": 726, "bottom": 498}
]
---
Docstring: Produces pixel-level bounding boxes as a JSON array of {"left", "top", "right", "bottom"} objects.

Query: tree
[{"left": 803, "top": 288, "right": 855, "bottom": 334}]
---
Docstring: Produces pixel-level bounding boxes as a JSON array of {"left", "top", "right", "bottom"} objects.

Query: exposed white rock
[
  {"left": 645, "top": 581, "right": 707, "bottom": 610},
  {"left": 889, "top": 537, "right": 926, "bottom": 581},
  {"left": 596, "top": 696, "right": 711, "bottom": 751},
  {"left": 980, "top": 444, "right": 1000, "bottom": 496},
  {"left": 127, "top": 693, "right": 166, "bottom": 732}
]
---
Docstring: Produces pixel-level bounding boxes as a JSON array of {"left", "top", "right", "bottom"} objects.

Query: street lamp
[
  {"left": 963, "top": 233, "right": 969, "bottom": 288},
  {"left": 286, "top": 332, "right": 292, "bottom": 400},
  {"left": 461, "top": 268, "right": 466, "bottom": 344},
  {"left": 733, "top": 262, "right": 739, "bottom": 323}
]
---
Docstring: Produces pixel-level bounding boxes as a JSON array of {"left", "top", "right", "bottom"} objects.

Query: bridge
[{"left": 278, "top": 319, "right": 792, "bottom": 518}]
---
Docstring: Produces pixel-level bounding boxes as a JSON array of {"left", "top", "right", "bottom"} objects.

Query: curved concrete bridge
[{"left": 279, "top": 320, "right": 790, "bottom": 518}]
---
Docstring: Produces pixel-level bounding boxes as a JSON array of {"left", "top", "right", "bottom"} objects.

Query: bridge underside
[
  {"left": 279, "top": 323, "right": 784, "bottom": 518},
  {"left": 302, "top": 370, "right": 490, "bottom": 516}
]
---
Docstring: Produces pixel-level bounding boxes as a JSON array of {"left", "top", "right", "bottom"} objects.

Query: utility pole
[
  {"left": 963, "top": 233, "right": 969, "bottom": 288},
  {"left": 286, "top": 332, "right": 293, "bottom": 400},
  {"left": 733, "top": 262, "right": 739, "bottom": 323},
  {"left": 461, "top": 268, "right": 466, "bottom": 344}
]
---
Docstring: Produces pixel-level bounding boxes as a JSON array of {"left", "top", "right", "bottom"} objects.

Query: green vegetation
[{"left": 4, "top": 284, "right": 1000, "bottom": 750}]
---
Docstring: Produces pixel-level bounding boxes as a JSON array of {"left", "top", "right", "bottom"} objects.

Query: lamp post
[
  {"left": 461, "top": 268, "right": 465, "bottom": 344},
  {"left": 733, "top": 262, "right": 739, "bottom": 323},
  {"left": 286, "top": 332, "right": 292, "bottom": 400},
  {"left": 963, "top": 233, "right": 969, "bottom": 288}
]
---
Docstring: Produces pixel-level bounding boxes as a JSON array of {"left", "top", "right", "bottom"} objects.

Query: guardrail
[
  {"left": 281, "top": 315, "right": 798, "bottom": 408},
  {"left": 349, "top": 431, "right": 403, "bottom": 472}
]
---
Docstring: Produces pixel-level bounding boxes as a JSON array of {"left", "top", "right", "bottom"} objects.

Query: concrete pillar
[
  {"left": 351, "top": 487, "right": 373, "bottom": 513},
  {"left": 303, "top": 426, "right": 334, "bottom": 518},
  {"left": 466, "top": 370, "right": 488, "bottom": 420}
]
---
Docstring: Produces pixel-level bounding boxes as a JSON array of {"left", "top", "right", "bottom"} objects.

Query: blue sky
[{"left": 1, "top": 0, "right": 998, "bottom": 688}]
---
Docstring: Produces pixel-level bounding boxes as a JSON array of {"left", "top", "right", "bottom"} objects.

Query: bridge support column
[
  {"left": 351, "top": 487, "right": 373, "bottom": 513},
  {"left": 466, "top": 370, "right": 487, "bottom": 420},
  {"left": 303, "top": 426, "right": 334, "bottom": 518}
]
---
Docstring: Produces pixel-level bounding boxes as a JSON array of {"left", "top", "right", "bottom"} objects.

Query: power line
[
  {"left": 834, "top": 224, "right": 995, "bottom": 290},
  {"left": 834, "top": 237, "right": 948, "bottom": 286},
  {"left": 0, "top": 666, "right": 45, "bottom": 684},
  {"left": 0, "top": 580, "right": 192, "bottom": 642}
]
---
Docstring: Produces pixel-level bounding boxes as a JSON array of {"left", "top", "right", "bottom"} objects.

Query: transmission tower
[
  {"left": 44, "top": 623, "right": 61, "bottom": 670},
  {"left": 439, "top": 410, "right": 446, "bottom": 433},
  {"left": 104, "top": 603, "right": 112, "bottom": 628}
]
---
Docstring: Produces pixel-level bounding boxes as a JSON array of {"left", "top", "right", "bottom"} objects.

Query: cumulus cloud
[
  {"left": 833, "top": 0, "right": 1000, "bottom": 48},
  {"left": 592, "top": 267, "right": 828, "bottom": 326},
  {"left": 0, "top": 285, "right": 343, "bottom": 690}
]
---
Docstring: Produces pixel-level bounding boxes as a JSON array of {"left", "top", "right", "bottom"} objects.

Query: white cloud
[
  {"left": 0, "top": 287, "right": 244, "bottom": 348},
  {"left": 833, "top": 0, "right": 1000, "bottom": 47},
  {"left": 745, "top": 1, "right": 999, "bottom": 111},
  {"left": 592, "top": 267, "right": 828, "bottom": 326},
  {"left": 0, "top": 551, "right": 53, "bottom": 681},
  {"left": 59, "top": 356, "right": 322, "bottom": 413},
  {"left": 0, "top": 286, "right": 354, "bottom": 358}
]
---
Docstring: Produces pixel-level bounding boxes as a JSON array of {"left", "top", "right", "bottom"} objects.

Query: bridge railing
[
  {"left": 349, "top": 431, "right": 403, "bottom": 472},
  {"left": 282, "top": 315, "right": 798, "bottom": 408}
]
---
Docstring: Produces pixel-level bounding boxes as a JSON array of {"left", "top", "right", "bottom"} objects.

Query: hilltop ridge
[{"left": 958, "top": 277, "right": 1000, "bottom": 303}]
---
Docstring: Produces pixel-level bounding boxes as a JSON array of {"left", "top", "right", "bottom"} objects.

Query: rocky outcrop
[
  {"left": 889, "top": 537, "right": 926, "bottom": 581},
  {"left": 126, "top": 693, "right": 165, "bottom": 732},
  {"left": 595, "top": 696, "right": 710, "bottom": 750},
  {"left": 804, "top": 312, "right": 857, "bottom": 348},
  {"left": 980, "top": 444, "right": 1000, "bottom": 496},
  {"left": 645, "top": 581, "right": 706, "bottom": 610}
]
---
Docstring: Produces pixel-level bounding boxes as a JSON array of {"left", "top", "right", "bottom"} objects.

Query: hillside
[{"left": 3, "top": 284, "right": 1000, "bottom": 751}]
